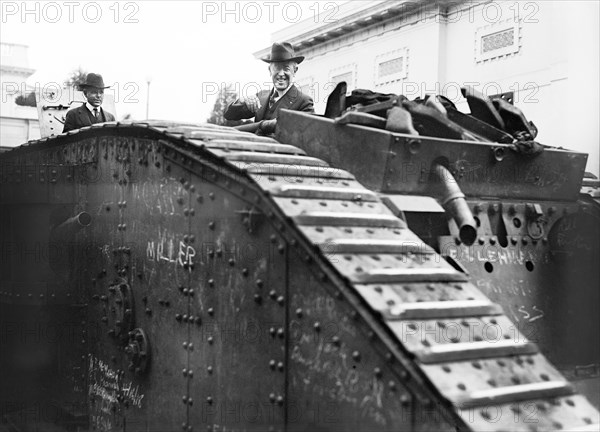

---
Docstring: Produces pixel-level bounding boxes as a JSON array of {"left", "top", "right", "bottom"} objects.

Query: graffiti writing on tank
[
  {"left": 146, "top": 228, "right": 196, "bottom": 269},
  {"left": 88, "top": 354, "right": 144, "bottom": 431},
  {"left": 444, "top": 244, "right": 548, "bottom": 265}
]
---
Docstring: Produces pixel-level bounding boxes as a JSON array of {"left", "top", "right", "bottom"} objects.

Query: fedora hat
[
  {"left": 79, "top": 73, "right": 110, "bottom": 89},
  {"left": 261, "top": 42, "right": 304, "bottom": 64}
]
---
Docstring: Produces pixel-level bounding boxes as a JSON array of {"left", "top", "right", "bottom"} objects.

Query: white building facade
[
  {"left": 0, "top": 43, "right": 40, "bottom": 148},
  {"left": 256, "top": 0, "right": 599, "bottom": 175}
]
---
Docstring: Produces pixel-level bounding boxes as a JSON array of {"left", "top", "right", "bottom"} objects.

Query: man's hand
[
  {"left": 240, "top": 95, "right": 261, "bottom": 114},
  {"left": 259, "top": 119, "right": 277, "bottom": 135}
]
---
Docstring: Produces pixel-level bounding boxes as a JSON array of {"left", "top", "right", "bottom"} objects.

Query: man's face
[
  {"left": 269, "top": 61, "right": 297, "bottom": 92},
  {"left": 84, "top": 87, "right": 104, "bottom": 107}
]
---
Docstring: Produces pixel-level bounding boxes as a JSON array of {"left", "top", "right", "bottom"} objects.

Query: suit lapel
[
  {"left": 78, "top": 105, "right": 93, "bottom": 126},
  {"left": 278, "top": 85, "right": 298, "bottom": 109},
  {"left": 255, "top": 90, "right": 272, "bottom": 122}
]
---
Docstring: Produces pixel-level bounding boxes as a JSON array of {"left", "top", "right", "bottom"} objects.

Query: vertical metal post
[{"left": 146, "top": 76, "right": 152, "bottom": 119}]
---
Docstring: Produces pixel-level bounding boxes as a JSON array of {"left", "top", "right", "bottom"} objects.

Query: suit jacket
[
  {"left": 62, "top": 104, "right": 115, "bottom": 133},
  {"left": 224, "top": 85, "right": 314, "bottom": 122}
]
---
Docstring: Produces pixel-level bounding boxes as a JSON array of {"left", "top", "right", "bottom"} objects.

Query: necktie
[{"left": 93, "top": 108, "right": 99, "bottom": 122}]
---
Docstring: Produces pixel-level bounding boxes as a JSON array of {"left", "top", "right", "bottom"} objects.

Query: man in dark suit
[
  {"left": 62, "top": 73, "right": 115, "bottom": 133},
  {"left": 224, "top": 42, "right": 314, "bottom": 135}
]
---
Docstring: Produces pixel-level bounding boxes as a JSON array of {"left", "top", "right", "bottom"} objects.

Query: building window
[
  {"left": 475, "top": 20, "right": 521, "bottom": 62},
  {"left": 328, "top": 64, "right": 357, "bottom": 95},
  {"left": 331, "top": 71, "right": 353, "bottom": 85},
  {"left": 481, "top": 28, "right": 515, "bottom": 53},
  {"left": 378, "top": 57, "right": 403, "bottom": 78},
  {"left": 374, "top": 48, "right": 408, "bottom": 86}
]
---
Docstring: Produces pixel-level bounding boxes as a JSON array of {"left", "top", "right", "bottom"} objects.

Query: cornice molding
[
  {"left": 254, "top": 0, "right": 458, "bottom": 60},
  {"left": 0, "top": 65, "right": 35, "bottom": 77}
]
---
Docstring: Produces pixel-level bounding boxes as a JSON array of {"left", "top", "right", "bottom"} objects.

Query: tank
[{"left": 0, "top": 87, "right": 599, "bottom": 432}]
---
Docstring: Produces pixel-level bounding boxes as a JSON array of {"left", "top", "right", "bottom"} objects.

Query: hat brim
[
  {"left": 261, "top": 56, "right": 304, "bottom": 64},
  {"left": 79, "top": 84, "right": 111, "bottom": 89}
]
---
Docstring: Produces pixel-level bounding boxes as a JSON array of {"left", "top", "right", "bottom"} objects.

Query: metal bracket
[
  {"left": 107, "top": 282, "right": 135, "bottom": 343},
  {"left": 125, "top": 328, "right": 150, "bottom": 375}
]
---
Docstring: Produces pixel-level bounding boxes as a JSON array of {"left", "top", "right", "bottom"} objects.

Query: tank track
[{"left": 4, "top": 120, "right": 599, "bottom": 431}]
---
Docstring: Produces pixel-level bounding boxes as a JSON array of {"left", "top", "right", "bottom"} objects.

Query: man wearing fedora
[
  {"left": 62, "top": 73, "right": 115, "bottom": 133},
  {"left": 224, "top": 42, "right": 314, "bottom": 135}
]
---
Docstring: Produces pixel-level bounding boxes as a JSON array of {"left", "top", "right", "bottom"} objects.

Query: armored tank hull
[{"left": 0, "top": 118, "right": 598, "bottom": 431}]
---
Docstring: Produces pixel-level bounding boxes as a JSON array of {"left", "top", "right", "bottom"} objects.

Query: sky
[{"left": 1, "top": 0, "right": 348, "bottom": 121}]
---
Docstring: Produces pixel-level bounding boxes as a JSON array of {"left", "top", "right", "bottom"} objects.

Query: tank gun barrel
[{"left": 430, "top": 164, "right": 477, "bottom": 246}]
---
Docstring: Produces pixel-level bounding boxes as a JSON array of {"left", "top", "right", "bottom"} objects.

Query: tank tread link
[{"left": 0, "top": 120, "right": 598, "bottom": 431}]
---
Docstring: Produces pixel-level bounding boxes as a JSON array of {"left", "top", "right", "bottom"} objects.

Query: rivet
[
  {"left": 313, "top": 322, "right": 321, "bottom": 331},
  {"left": 208, "top": 307, "right": 214, "bottom": 316},
  {"left": 374, "top": 367, "right": 382, "bottom": 378},
  {"left": 277, "top": 362, "right": 284, "bottom": 371},
  {"left": 207, "top": 336, "right": 213, "bottom": 345},
  {"left": 277, "top": 328, "right": 285, "bottom": 339},
  {"left": 269, "top": 393, "right": 276, "bottom": 403},
  {"left": 242, "top": 268, "right": 248, "bottom": 276},
  {"left": 208, "top": 279, "right": 214, "bottom": 287},
  {"left": 254, "top": 294, "right": 262, "bottom": 304},
  {"left": 175, "top": 314, "right": 182, "bottom": 321},
  {"left": 206, "top": 397, "right": 213, "bottom": 405},
  {"left": 331, "top": 336, "right": 341, "bottom": 346},
  {"left": 295, "top": 308, "right": 303, "bottom": 318},
  {"left": 208, "top": 221, "right": 215, "bottom": 230},
  {"left": 207, "top": 366, "right": 213, "bottom": 374},
  {"left": 256, "top": 279, "right": 264, "bottom": 288},
  {"left": 277, "top": 296, "right": 285, "bottom": 306}
]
